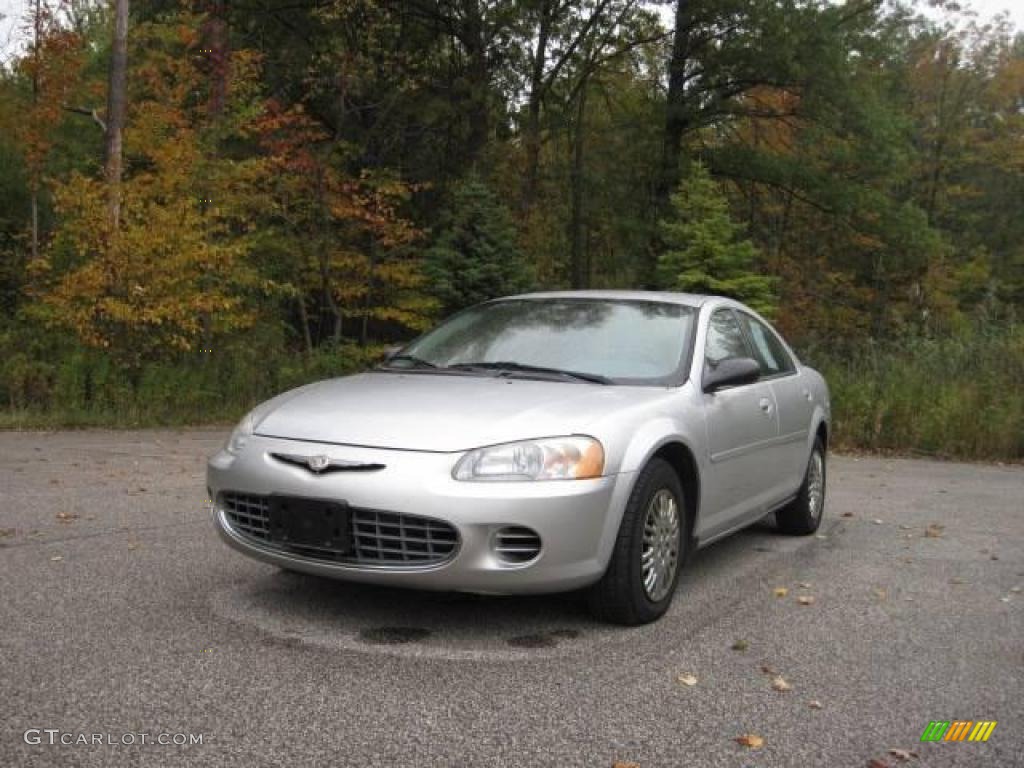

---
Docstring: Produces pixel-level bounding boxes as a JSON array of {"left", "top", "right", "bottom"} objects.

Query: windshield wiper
[
  {"left": 380, "top": 354, "right": 437, "bottom": 369},
  {"left": 448, "top": 361, "right": 611, "bottom": 385}
]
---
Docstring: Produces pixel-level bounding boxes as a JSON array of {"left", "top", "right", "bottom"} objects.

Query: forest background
[{"left": 1, "top": 0, "right": 1021, "bottom": 459}]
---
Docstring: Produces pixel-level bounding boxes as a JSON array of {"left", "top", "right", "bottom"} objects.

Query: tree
[
  {"left": 425, "top": 178, "right": 533, "bottom": 314},
  {"left": 32, "top": 15, "right": 260, "bottom": 368},
  {"left": 15, "top": 0, "right": 85, "bottom": 261},
  {"left": 657, "top": 162, "right": 776, "bottom": 316},
  {"left": 105, "top": 0, "right": 129, "bottom": 227}
]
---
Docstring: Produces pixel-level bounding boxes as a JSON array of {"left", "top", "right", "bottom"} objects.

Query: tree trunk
[
  {"left": 202, "top": 0, "right": 230, "bottom": 119},
  {"left": 105, "top": 0, "right": 129, "bottom": 228},
  {"left": 29, "top": 0, "right": 41, "bottom": 261},
  {"left": 659, "top": 0, "right": 692, "bottom": 208},
  {"left": 522, "top": 0, "right": 553, "bottom": 210},
  {"left": 460, "top": 0, "right": 490, "bottom": 168},
  {"left": 569, "top": 81, "right": 589, "bottom": 289},
  {"left": 296, "top": 292, "right": 313, "bottom": 357},
  {"left": 30, "top": 185, "right": 39, "bottom": 262}
]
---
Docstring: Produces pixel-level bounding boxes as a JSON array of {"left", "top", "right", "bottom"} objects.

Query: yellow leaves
[
  {"left": 735, "top": 734, "right": 764, "bottom": 749},
  {"left": 770, "top": 675, "right": 792, "bottom": 692}
]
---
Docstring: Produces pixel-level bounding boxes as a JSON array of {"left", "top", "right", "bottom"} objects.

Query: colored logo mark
[{"left": 921, "top": 720, "right": 997, "bottom": 742}]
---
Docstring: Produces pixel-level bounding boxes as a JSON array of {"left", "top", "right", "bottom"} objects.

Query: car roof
[{"left": 501, "top": 289, "right": 712, "bottom": 308}]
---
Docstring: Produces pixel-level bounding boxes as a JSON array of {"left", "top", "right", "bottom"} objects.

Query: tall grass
[
  {"left": 3, "top": 322, "right": 1022, "bottom": 461},
  {"left": 808, "top": 325, "right": 1024, "bottom": 460},
  {"left": 0, "top": 329, "right": 385, "bottom": 429}
]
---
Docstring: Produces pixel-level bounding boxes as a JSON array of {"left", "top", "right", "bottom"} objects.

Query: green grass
[
  {"left": 3, "top": 325, "right": 1022, "bottom": 461},
  {"left": 0, "top": 337, "right": 386, "bottom": 430},
  {"left": 809, "top": 326, "right": 1024, "bottom": 461}
]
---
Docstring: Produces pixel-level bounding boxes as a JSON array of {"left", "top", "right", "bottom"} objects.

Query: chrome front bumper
[{"left": 207, "top": 435, "right": 635, "bottom": 594}]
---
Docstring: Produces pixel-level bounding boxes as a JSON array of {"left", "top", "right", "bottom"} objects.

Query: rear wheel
[
  {"left": 776, "top": 438, "right": 826, "bottom": 535},
  {"left": 588, "top": 458, "right": 688, "bottom": 625}
]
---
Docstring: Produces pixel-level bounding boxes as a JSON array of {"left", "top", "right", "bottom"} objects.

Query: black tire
[
  {"left": 587, "top": 458, "right": 688, "bottom": 625},
  {"left": 776, "top": 438, "right": 826, "bottom": 535}
]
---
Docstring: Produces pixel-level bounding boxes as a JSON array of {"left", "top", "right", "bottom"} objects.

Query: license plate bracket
[{"left": 267, "top": 496, "right": 351, "bottom": 552}]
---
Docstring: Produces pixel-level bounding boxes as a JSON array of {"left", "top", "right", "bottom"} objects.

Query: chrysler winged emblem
[
  {"left": 306, "top": 455, "right": 331, "bottom": 473},
  {"left": 270, "top": 452, "right": 385, "bottom": 474}
]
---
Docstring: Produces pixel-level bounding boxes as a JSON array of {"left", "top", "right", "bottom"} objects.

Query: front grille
[
  {"left": 222, "top": 492, "right": 270, "bottom": 540},
  {"left": 493, "top": 526, "right": 542, "bottom": 563},
  {"left": 220, "top": 492, "right": 458, "bottom": 567}
]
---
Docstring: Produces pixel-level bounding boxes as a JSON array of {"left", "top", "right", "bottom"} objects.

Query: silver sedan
[{"left": 208, "top": 291, "right": 830, "bottom": 624}]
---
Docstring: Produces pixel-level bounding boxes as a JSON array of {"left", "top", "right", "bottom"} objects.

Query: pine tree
[
  {"left": 657, "top": 162, "right": 777, "bottom": 317},
  {"left": 425, "top": 178, "right": 533, "bottom": 315}
]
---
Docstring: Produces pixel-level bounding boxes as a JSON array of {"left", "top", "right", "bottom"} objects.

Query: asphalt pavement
[{"left": 1, "top": 429, "right": 1021, "bottom": 767}]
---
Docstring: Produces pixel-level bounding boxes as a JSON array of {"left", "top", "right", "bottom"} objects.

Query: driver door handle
[{"left": 759, "top": 397, "right": 774, "bottom": 416}]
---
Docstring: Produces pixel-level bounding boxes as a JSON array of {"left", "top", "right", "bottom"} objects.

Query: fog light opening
[{"left": 493, "top": 526, "right": 542, "bottom": 564}]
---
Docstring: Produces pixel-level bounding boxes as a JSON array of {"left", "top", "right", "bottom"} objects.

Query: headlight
[
  {"left": 453, "top": 436, "right": 604, "bottom": 482},
  {"left": 225, "top": 411, "right": 256, "bottom": 455}
]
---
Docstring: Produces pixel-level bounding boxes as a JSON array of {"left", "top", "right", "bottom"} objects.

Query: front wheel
[
  {"left": 776, "top": 438, "right": 826, "bottom": 535},
  {"left": 587, "top": 458, "right": 688, "bottom": 625}
]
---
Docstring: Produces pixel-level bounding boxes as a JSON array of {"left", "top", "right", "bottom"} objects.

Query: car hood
[{"left": 254, "top": 372, "right": 662, "bottom": 452}]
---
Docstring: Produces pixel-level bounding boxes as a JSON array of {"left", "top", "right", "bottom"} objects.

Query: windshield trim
[{"left": 382, "top": 297, "right": 698, "bottom": 388}]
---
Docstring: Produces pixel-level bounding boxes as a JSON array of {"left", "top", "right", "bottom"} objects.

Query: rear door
[
  {"left": 699, "top": 308, "right": 783, "bottom": 539},
  {"left": 736, "top": 311, "right": 812, "bottom": 495}
]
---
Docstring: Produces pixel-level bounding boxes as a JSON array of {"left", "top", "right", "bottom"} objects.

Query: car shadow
[{"left": 214, "top": 517, "right": 790, "bottom": 652}]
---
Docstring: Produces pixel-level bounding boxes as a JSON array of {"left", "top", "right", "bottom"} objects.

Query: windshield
[{"left": 394, "top": 298, "right": 696, "bottom": 385}]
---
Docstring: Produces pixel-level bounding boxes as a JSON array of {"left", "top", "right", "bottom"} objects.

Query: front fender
[{"left": 591, "top": 412, "right": 707, "bottom": 568}]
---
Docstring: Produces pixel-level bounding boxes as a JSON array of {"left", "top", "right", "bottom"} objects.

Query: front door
[{"left": 700, "top": 309, "right": 783, "bottom": 540}]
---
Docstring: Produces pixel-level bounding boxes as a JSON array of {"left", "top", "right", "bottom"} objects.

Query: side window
[
  {"left": 704, "top": 310, "right": 750, "bottom": 366},
  {"left": 739, "top": 313, "right": 795, "bottom": 376}
]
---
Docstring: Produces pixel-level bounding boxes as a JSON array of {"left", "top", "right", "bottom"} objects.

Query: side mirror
[
  {"left": 382, "top": 345, "right": 402, "bottom": 362},
  {"left": 703, "top": 357, "right": 761, "bottom": 393}
]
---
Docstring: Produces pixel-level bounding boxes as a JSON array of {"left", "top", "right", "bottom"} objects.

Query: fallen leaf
[
  {"left": 56, "top": 512, "right": 79, "bottom": 524},
  {"left": 731, "top": 639, "right": 749, "bottom": 652},
  {"left": 0, "top": 528, "right": 16, "bottom": 538},
  {"left": 867, "top": 759, "right": 889, "bottom": 768},
  {"left": 735, "top": 734, "right": 764, "bottom": 749},
  {"left": 1011, "top": 587, "right": 1021, "bottom": 594},
  {"left": 797, "top": 595, "right": 816, "bottom": 606},
  {"left": 807, "top": 700, "right": 824, "bottom": 709},
  {"left": 760, "top": 664, "right": 778, "bottom": 676},
  {"left": 1000, "top": 596, "right": 1010, "bottom": 603},
  {"left": 773, "top": 587, "right": 789, "bottom": 598},
  {"left": 887, "top": 747, "right": 918, "bottom": 761},
  {"left": 49, "top": 555, "right": 63, "bottom": 562},
  {"left": 771, "top": 675, "right": 792, "bottom": 692},
  {"left": 990, "top": 554, "right": 999, "bottom": 561},
  {"left": 950, "top": 577, "right": 966, "bottom": 585},
  {"left": 898, "top": 524, "right": 913, "bottom": 530},
  {"left": 612, "top": 762, "right": 640, "bottom": 768},
  {"left": 841, "top": 511, "right": 854, "bottom": 518},
  {"left": 677, "top": 673, "right": 698, "bottom": 687},
  {"left": 798, "top": 582, "right": 812, "bottom": 588},
  {"left": 873, "top": 588, "right": 888, "bottom": 601},
  {"left": 924, "top": 523, "right": 944, "bottom": 538},
  {"left": 872, "top": 519, "right": 884, "bottom": 525}
]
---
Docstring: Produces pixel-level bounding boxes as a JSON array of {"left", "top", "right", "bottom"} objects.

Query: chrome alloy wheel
[
  {"left": 807, "top": 449, "right": 825, "bottom": 521},
  {"left": 641, "top": 489, "right": 681, "bottom": 602}
]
